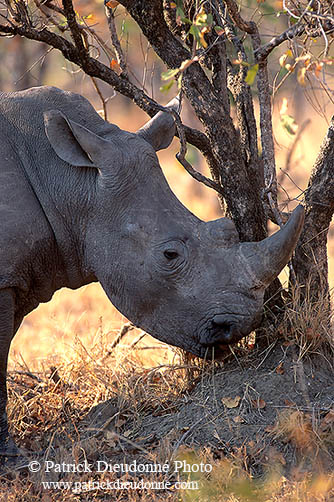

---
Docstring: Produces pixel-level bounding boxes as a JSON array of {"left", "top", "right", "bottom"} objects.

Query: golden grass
[
  {"left": 3, "top": 329, "right": 334, "bottom": 501},
  {"left": 275, "top": 283, "right": 334, "bottom": 361}
]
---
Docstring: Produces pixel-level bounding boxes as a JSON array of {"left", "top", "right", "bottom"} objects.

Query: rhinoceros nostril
[
  {"left": 211, "top": 316, "right": 239, "bottom": 344},
  {"left": 212, "top": 316, "right": 231, "bottom": 332}
]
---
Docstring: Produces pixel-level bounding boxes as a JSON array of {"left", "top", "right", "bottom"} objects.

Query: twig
[
  {"left": 42, "top": 0, "right": 117, "bottom": 63},
  {"left": 0, "top": 20, "right": 210, "bottom": 154},
  {"left": 110, "top": 323, "right": 134, "bottom": 349},
  {"left": 176, "top": 153, "right": 223, "bottom": 195},
  {"left": 170, "top": 102, "right": 224, "bottom": 195},
  {"left": 33, "top": 0, "right": 66, "bottom": 32},
  {"left": 62, "top": 0, "right": 88, "bottom": 62},
  {"left": 90, "top": 76, "right": 108, "bottom": 120},
  {"left": 254, "top": 24, "right": 305, "bottom": 62},
  {"left": 129, "top": 331, "right": 146, "bottom": 349},
  {"left": 279, "top": 119, "right": 311, "bottom": 185},
  {"left": 7, "top": 370, "right": 43, "bottom": 383},
  {"left": 223, "top": 0, "right": 256, "bottom": 34},
  {"left": 14, "top": 45, "right": 53, "bottom": 86},
  {"left": 105, "top": 5, "right": 127, "bottom": 75},
  {"left": 171, "top": 414, "right": 207, "bottom": 458}
]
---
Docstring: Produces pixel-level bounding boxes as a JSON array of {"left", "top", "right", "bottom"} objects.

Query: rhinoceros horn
[{"left": 239, "top": 205, "right": 304, "bottom": 286}]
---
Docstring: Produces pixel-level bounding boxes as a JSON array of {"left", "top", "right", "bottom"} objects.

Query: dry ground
[{"left": 0, "top": 284, "right": 333, "bottom": 501}]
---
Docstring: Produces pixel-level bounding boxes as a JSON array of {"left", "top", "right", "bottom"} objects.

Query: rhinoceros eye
[
  {"left": 164, "top": 250, "right": 179, "bottom": 260},
  {"left": 158, "top": 240, "right": 187, "bottom": 271}
]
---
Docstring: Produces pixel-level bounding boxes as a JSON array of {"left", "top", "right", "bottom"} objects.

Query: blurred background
[{"left": 1, "top": 0, "right": 333, "bottom": 369}]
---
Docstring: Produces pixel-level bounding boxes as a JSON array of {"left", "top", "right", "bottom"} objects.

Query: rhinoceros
[{"left": 0, "top": 86, "right": 304, "bottom": 456}]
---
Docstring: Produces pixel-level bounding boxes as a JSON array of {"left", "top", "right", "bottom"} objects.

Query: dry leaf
[
  {"left": 251, "top": 398, "right": 266, "bottom": 409},
  {"left": 111, "top": 59, "right": 121, "bottom": 74},
  {"left": 320, "top": 410, "right": 334, "bottom": 432},
  {"left": 295, "top": 53, "right": 312, "bottom": 64},
  {"left": 233, "top": 415, "right": 244, "bottom": 423},
  {"left": 105, "top": 0, "right": 119, "bottom": 7},
  {"left": 276, "top": 362, "right": 284, "bottom": 375},
  {"left": 222, "top": 395, "right": 241, "bottom": 408},
  {"left": 297, "top": 67, "right": 307, "bottom": 86},
  {"left": 279, "top": 54, "right": 288, "bottom": 68},
  {"left": 323, "top": 410, "right": 334, "bottom": 424},
  {"left": 213, "top": 430, "right": 221, "bottom": 440},
  {"left": 122, "top": 430, "right": 132, "bottom": 437},
  {"left": 312, "top": 62, "right": 323, "bottom": 78},
  {"left": 280, "top": 97, "right": 288, "bottom": 115}
]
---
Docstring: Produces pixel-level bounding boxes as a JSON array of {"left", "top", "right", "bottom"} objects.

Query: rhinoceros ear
[
  {"left": 44, "top": 110, "right": 108, "bottom": 168},
  {"left": 136, "top": 96, "right": 180, "bottom": 151}
]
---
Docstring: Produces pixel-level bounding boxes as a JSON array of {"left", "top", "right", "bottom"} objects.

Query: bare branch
[
  {"left": 32, "top": 0, "right": 66, "bottom": 32},
  {"left": 0, "top": 19, "right": 210, "bottom": 154},
  {"left": 90, "top": 77, "right": 108, "bottom": 121},
  {"left": 254, "top": 24, "right": 305, "bottom": 62},
  {"left": 223, "top": 0, "right": 256, "bottom": 34},
  {"left": 171, "top": 107, "right": 223, "bottom": 195},
  {"left": 62, "top": 0, "right": 88, "bottom": 62},
  {"left": 105, "top": 5, "right": 127, "bottom": 75}
]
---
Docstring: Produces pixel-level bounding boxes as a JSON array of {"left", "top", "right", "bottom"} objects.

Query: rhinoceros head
[{"left": 44, "top": 101, "right": 304, "bottom": 358}]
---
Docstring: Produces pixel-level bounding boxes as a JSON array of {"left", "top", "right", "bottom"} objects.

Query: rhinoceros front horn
[{"left": 240, "top": 205, "right": 305, "bottom": 286}]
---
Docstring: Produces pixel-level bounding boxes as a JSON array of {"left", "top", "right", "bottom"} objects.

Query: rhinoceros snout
[{"left": 201, "top": 317, "right": 242, "bottom": 346}]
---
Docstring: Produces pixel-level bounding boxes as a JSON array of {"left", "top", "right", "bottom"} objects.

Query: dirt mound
[{"left": 84, "top": 343, "right": 334, "bottom": 476}]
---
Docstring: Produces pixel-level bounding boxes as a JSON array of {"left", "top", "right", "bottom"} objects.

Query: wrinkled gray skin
[{"left": 0, "top": 86, "right": 304, "bottom": 457}]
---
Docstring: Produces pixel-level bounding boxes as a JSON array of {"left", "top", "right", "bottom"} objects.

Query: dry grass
[
  {"left": 276, "top": 283, "right": 334, "bottom": 361},
  {"left": 1, "top": 284, "right": 333, "bottom": 501}
]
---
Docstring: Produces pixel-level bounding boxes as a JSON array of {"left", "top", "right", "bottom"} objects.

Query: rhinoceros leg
[{"left": 0, "top": 288, "right": 20, "bottom": 457}]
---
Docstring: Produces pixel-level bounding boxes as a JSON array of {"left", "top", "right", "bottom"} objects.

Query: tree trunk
[{"left": 293, "top": 118, "right": 334, "bottom": 307}]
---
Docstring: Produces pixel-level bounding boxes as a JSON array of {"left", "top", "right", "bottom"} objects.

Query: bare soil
[
  {"left": 1, "top": 341, "right": 333, "bottom": 501},
  {"left": 79, "top": 343, "right": 334, "bottom": 477}
]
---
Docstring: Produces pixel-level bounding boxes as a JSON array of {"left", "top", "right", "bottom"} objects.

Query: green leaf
[
  {"left": 176, "top": 6, "right": 184, "bottom": 16},
  {"left": 280, "top": 114, "right": 298, "bottom": 135},
  {"left": 176, "top": 7, "right": 192, "bottom": 24},
  {"left": 189, "top": 24, "right": 201, "bottom": 44},
  {"left": 245, "top": 63, "right": 259, "bottom": 85},
  {"left": 206, "top": 13, "right": 213, "bottom": 25},
  {"left": 215, "top": 25, "right": 224, "bottom": 35},
  {"left": 160, "top": 80, "right": 175, "bottom": 93},
  {"left": 161, "top": 68, "right": 179, "bottom": 80},
  {"left": 195, "top": 11, "right": 208, "bottom": 25}
]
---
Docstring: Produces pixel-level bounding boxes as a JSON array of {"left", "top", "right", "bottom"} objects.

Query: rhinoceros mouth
[
  {"left": 194, "top": 313, "right": 259, "bottom": 359},
  {"left": 200, "top": 319, "right": 244, "bottom": 347}
]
